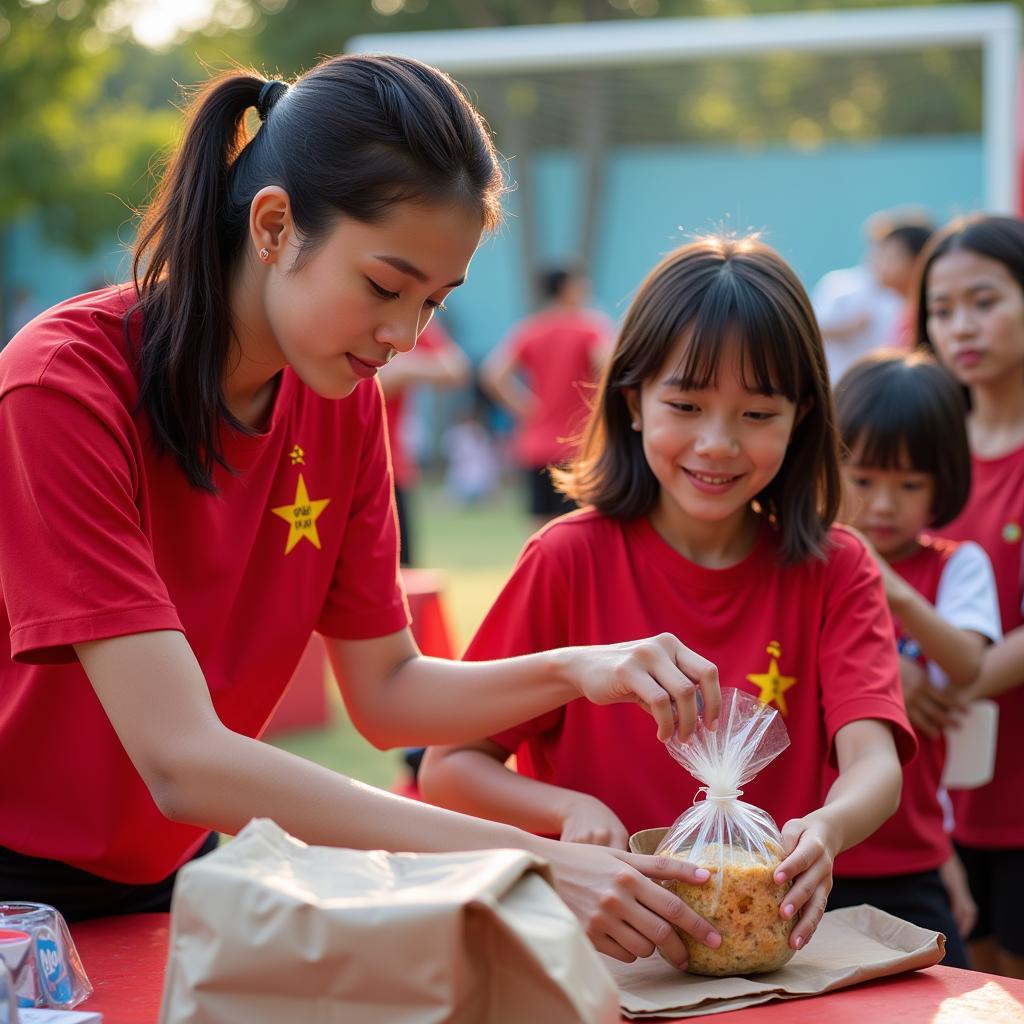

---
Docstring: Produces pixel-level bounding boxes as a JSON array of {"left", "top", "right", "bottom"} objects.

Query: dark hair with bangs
[
  {"left": 834, "top": 351, "right": 971, "bottom": 527},
  {"left": 555, "top": 235, "right": 841, "bottom": 563},
  {"left": 131, "top": 54, "right": 503, "bottom": 491}
]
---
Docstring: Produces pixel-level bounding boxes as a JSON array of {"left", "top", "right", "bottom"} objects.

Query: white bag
[{"left": 159, "top": 819, "right": 620, "bottom": 1024}]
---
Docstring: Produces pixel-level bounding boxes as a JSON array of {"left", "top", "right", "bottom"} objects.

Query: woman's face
[
  {"left": 263, "top": 200, "right": 483, "bottom": 399},
  {"left": 925, "top": 248, "right": 1024, "bottom": 389}
]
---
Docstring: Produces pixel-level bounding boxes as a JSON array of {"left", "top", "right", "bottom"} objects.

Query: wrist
[
  {"left": 543, "top": 647, "right": 585, "bottom": 703},
  {"left": 802, "top": 810, "right": 843, "bottom": 858}
]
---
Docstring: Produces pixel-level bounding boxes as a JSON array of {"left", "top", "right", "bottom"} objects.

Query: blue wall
[
  {"left": 444, "top": 134, "right": 983, "bottom": 360},
  {"left": 7, "top": 134, "right": 984, "bottom": 356}
]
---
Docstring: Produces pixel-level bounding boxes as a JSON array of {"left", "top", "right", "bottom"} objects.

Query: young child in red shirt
[
  {"left": 827, "top": 350, "right": 1001, "bottom": 968},
  {"left": 918, "top": 215, "right": 1024, "bottom": 979},
  {"left": 421, "top": 235, "right": 916, "bottom": 958}
]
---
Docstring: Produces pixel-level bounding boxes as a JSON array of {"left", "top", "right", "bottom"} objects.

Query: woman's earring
[
  {"left": 258, "top": 247, "right": 271, "bottom": 262},
  {"left": 631, "top": 420, "right": 641, "bottom": 431}
]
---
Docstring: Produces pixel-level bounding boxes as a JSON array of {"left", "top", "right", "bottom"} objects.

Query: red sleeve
[
  {"left": 464, "top": 534, "right": 571, "bottom": 753},
  {"left": 820, "top": 529, "right": 917, "bottom": 766},
  {"left": 316, "top": 382, "right": 410, "bottom": 640},
  {"left": 0, "top": 386, "right": 182, "bottom": 664}
]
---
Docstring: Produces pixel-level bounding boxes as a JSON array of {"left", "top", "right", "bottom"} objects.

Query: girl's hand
[
  {"left": 543, "top": 841, "right": 722, "bottom": 968},
  {"left": 558, "top": 634, "right": 721, "bottom": 743},
  {"left": 773, "top": 816, "right": 841, "bottom": 950},
  {"left": 939, "top": 852, "right": 978, "bottom": 939},
  {"left": 559, "top": 793, "right": 630, "bottom": 849},
  {"left": 900, "top": 656, "right": 964, "bottom": 738}
]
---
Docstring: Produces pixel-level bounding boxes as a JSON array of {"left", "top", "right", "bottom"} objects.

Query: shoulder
[
  {"left": 0, "top": 286, "right": 138, "bottom": 409},
  {"left": 519, "top": 507, "right": 622, "bottom": 567},
  {"left": 819, "top": 524, "right": 879, "bottom": 581}
]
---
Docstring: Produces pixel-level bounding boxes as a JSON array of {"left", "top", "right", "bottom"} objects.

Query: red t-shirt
[
  {"left": 383, "top": 320, "right": 454, "bottom": 488},
  {"left": 502, "top": 308, "right": 610, "bottom": 467},
  {"left": 936, "top": 443, "right": 1024, "bottom": 848},
  {"left": 0, "top": 287, "right": 409, "bottom": 883},
  {"left": 467, "top": 510, "right": 915, "bottom": 839},
  {"left": 829, "top": 537, "right": 956, "bottom": 877}
]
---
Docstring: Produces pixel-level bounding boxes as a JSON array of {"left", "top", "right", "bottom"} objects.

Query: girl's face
[
  {"left": 925, "top": 249, "right": 1024, "bottom": 388},
  {"left": 264, "top": 200, "right": 482, "bottom": 399},
  {"left": 626, "top": 338, "right": 801, "bottom": 553},
  {"left": 840, "top": 442, "right": 935, "bottom": 561}
]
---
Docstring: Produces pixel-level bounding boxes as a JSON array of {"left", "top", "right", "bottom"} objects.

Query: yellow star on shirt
[
  {"left": 746, "top": 657, "right": 798, "bottom": 717},
  {"left": 271, "top": 474, "right": 331, "bottom": 555}
]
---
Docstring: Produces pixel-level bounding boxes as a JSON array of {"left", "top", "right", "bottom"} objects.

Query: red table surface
[{"left": 72, "top": 913, "right": 1024, "bottom": 1023}]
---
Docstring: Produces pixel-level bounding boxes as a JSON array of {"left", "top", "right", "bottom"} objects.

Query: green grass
[{"left": 269, "top": 477, "right": 532, "bottom": 787}]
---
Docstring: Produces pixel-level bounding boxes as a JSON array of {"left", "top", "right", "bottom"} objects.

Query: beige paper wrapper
[
  {"left": 159, "top": 818, "right": 620, "bottom": 1024},
  {"left": 618, "top": 828, "right": 945, "bottom": 1018}
]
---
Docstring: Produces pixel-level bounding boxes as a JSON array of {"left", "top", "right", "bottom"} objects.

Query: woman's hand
[
  {"left": 555, "top": 633, "right": 720, "bottom": 743},
  {"left": 542, "top": 841, "right": 722, "bottom": 968},
  {"left": 559, "top": 793, "right": 630, "bottom": 849},
  {"left": 773, "top": 815, "right": 841, "bottom": 950}
]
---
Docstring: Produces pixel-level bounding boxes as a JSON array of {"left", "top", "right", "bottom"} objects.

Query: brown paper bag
[
  {"left": 159, "top": 819, "right": 620, "bottom": 1024},
  {"left": 620, "top": 827, "right": 945, "bottom": 1018}
]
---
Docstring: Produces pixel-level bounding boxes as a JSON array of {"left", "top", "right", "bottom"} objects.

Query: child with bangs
[
  {"left": 421, "top": 235, "right": 915, "bottom": 959},
  {"left": 826, "top": 350, "right": 1001, "bottom": 968}
]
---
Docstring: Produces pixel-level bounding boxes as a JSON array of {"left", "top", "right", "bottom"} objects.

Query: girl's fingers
[
  {"left": 630, "top": 672, "right": 680, "bottom": 742},
  {"left": 788, "top": 886, "right": 830, "bottom": 948}
]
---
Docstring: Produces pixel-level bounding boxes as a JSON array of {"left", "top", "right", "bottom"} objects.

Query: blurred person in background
[
  {"left": 443, "top": 381, "right": 501, "bottom": 506},
  {"left": 379, "top": 317, "right": 469, "bottom": 566},
  {"left": 871, "top": 218, "right": 934, "bottom": 347},
  {"left": 813, "top": 209, "right": 931, "bottom": 382},
  {"left": 481, "top": 264, "right": 612, "bottom": 528}
]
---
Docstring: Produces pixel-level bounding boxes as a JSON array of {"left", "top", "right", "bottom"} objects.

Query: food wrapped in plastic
[{"left": 656, "top": 688, "right": 795, "bottom": 977}]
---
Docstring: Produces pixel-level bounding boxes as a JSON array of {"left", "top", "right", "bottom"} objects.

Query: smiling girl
[
  {"left": 918, "top": 215, "right": 1024, "bottom": 978},
  {"left": 0, "top": 56, "right": 727, "bottom": 966},
  {"left": 421, "top": 235, "right": 915, "bottom": 959}
]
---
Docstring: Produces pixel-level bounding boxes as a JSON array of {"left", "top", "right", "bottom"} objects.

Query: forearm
[
  {"left": 814, "top": 744, "right": 902, "bottom": 853},
  {"left": 165, "top": 726, "right": 548, "bottom": 855},
  {"left": 888, "top": 584, "right": 984, "bottom": 688},
  {"left": 420, "top": 746, "right": 570, "bottom": 834},
  {"left": 968, "top": 627, "right": 1024, "bottom": 700},
  {"left": 338, "top": 650, "right": 578, "bottom": 749}
]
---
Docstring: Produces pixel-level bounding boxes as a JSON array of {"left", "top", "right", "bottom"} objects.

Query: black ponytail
[{"left": 131, "top": 56, "right": 503, "bottom": 491}]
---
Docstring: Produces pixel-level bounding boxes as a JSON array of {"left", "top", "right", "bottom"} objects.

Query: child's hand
[
  {"left": 542, "top": 840, "right": 722, "bottom": 968},
  {"left": 559, "top": 634, "right": 721, "bottom": 743},
  {"left": 900, "top": 656, "right": 964, "bottom": 738},
  {"left": 773, "top": 815, "right": 841, "bottom": 950},
  {"left": 939, "top": 851, "right": 978, "bottom": 939},
  {"left": 559, "top": 793, "right": 630, "bottom": 849}
]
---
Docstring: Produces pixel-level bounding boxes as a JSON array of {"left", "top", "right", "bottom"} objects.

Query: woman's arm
[
  {"left": 326, "top": 629, "right": 721, "bottom": 749},
  {"left": 421, "top": 740, "right": 631, "bottom": 848},
  {"left": 75, "top": 629, "right": 720, "bottom": 965},
  {"left": 773, "top": 718, "right": 902, "bottom": 949}
]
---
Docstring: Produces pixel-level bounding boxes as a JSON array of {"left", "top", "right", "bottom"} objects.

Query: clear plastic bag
[{"left": 655, "top": 688, "right": 795, "bottom": 976}]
